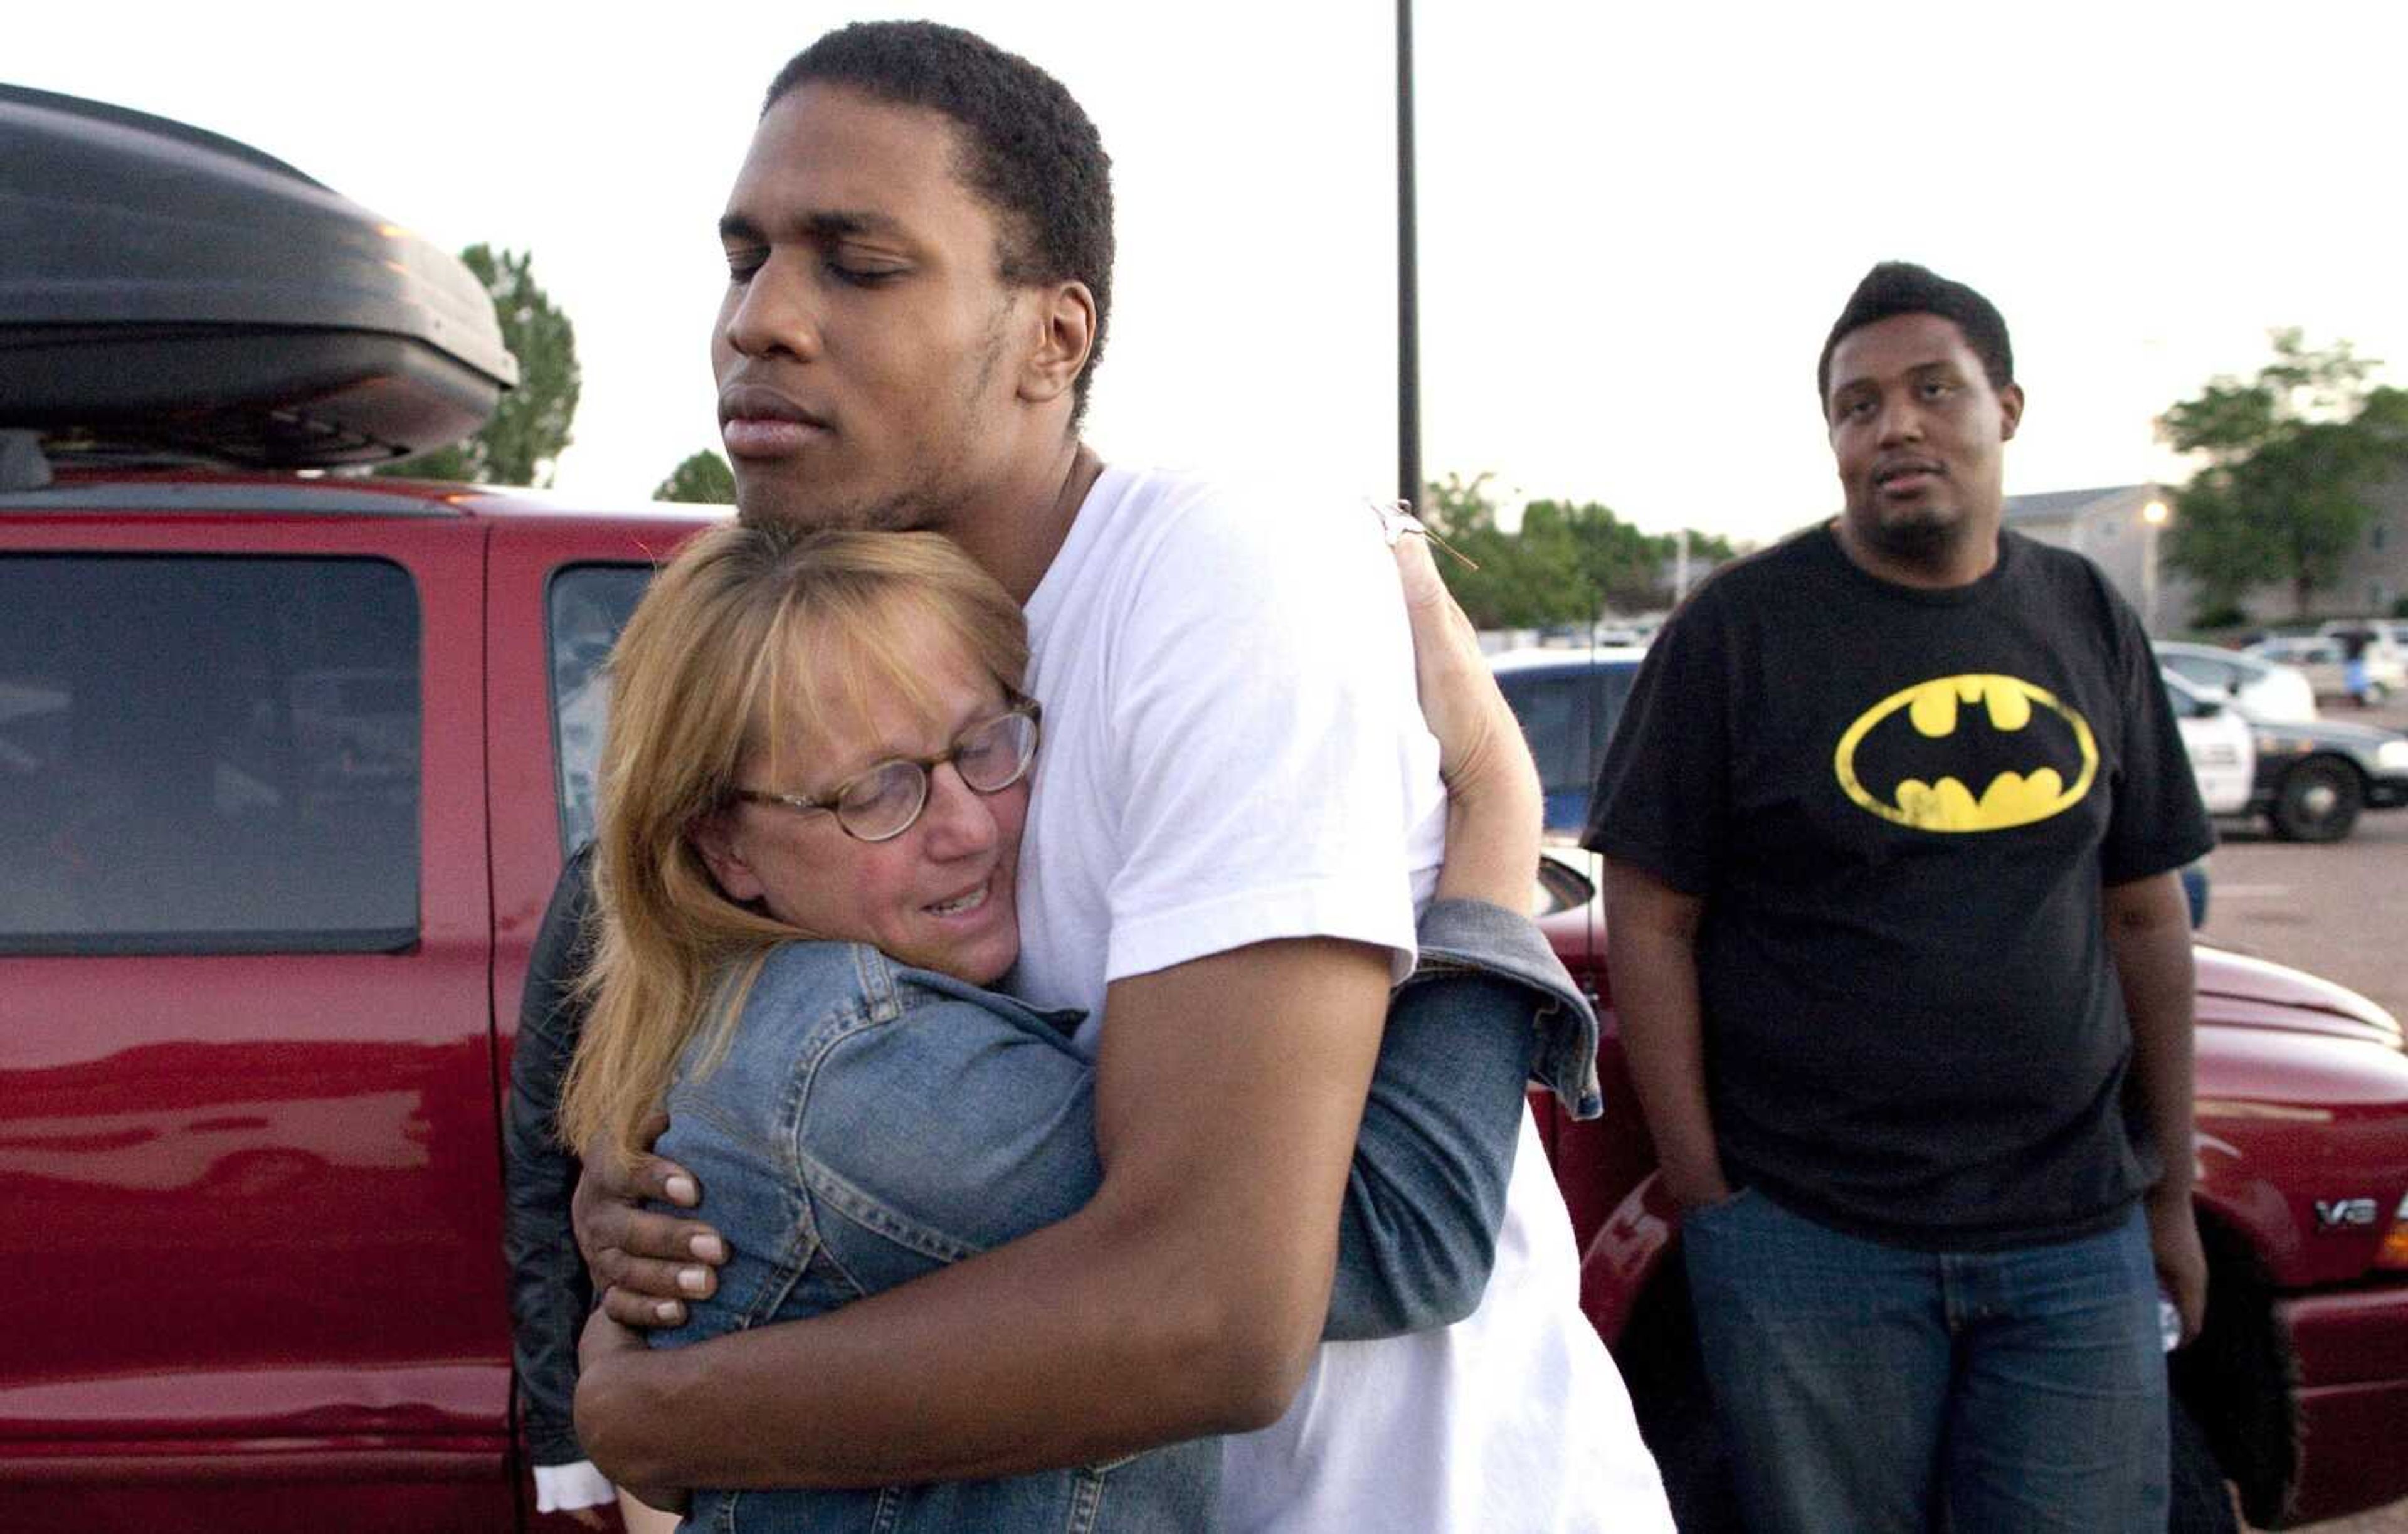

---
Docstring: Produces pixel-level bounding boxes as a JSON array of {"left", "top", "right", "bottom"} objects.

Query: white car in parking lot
[
  {"left": 2160, "top": 671, "right": 2256, "bottom": 814},
  {"left": 2248, "top": 635, "right": 2408, "bottom": 705},
  {"left": 2155, "top": 641, "right": 2318, "bottom": 724},
  {"left": 2318, "top": 617, "right": 2408, "bottom": 650}
]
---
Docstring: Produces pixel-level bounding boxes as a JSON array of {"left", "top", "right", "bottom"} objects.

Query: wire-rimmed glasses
[{"left": 733, "top": 697, "right": 1042, "bottom": 843}]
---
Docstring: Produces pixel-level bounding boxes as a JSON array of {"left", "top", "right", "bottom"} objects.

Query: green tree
[
  {"left": 2158, "top": 331, "right": 2408, "bottom": 619},
  {"left": 1420, "top": 473, "right": 1733, "bottom": 629},
  {"left": 654, "top": 449, "right": 736, "bottom": 505},
  {"left": 378, "top": 245, "right": 581, "bottom": 486},
  {"left": 1422, "top": 473, "right": 1568, "bottom": 628},
  {"left": 1521, "top": 497, "right": 1733, "bottom": 613}
]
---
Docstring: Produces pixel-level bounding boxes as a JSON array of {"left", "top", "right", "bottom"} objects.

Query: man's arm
[
  {"left": 577, "top": 505, "right": 1491, "bottom": 1485},
  {"left": 2104, "top": 869, "right": 2207, "bottom": 1343},
  {"left": 576, "top": 939, "right": 1391, "bottom": 1490},
  {"left": 1602, "top": 860, "right": 1728, "bottom": 1210},
  {"left": 502, "top": 848, "right": 601, "bottom": 1468}
]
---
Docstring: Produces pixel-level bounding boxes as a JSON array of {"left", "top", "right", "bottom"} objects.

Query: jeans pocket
[{"left": 1680, "top": 1185, "right": 1755, "bottom": 1225}]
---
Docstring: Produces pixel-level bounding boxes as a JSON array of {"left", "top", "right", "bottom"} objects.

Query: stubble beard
[
  {"left": 1852, "top": 498, "right": 1962, "bottom": 566},
  {"left": 734, "top": 472, "right": 937, "bottom": 536},
  {"left": 1843, "top": 474, "right": 2004, "bottom": 578},
  {"left": 732, "top": 312, "right": 1014, "bottom": 539}
]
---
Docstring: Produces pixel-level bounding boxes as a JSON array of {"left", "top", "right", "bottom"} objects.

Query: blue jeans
[{"left": 1682, "top": 1191, "right": 2167, "bottom": 1534}]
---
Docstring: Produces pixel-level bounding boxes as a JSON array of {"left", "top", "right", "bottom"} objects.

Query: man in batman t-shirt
[{"left": 1587, "top": 261, "right": 2212, "bottom": 1534}]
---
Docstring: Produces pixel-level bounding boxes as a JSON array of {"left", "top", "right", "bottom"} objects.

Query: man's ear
[
  {"left": 692, "top": 812, "right": 767, "bottom": 903},
  {"left": 1017, "top": 280, "right": 1097, "bottom": 406},
  {"left": 1998, "top": 381, "right": 2026, "bottom": 443}
]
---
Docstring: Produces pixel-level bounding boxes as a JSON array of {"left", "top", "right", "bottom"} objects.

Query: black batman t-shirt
[{"left": 1585, "top": 526, "right": 2213, "bottom": 1250}]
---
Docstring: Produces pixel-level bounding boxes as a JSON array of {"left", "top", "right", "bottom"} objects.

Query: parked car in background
[
  {"left": 2157, "top": 640, "right": 2319, "bottom": 724},
  {"left": 2249, "top": 635, "right": 2408, "bottom": 706},
  {"left": 1487, "top": 647, "right": 1644, "bottom": 834},
  {"left": 0, "top": 468, "right": 717, "bottom": 1533},
  {"left": 1592, "top": 620, "right": 1659, "bottom": 648},
  {"left": 2162, "top": 670, "right": 2256, "bottom": 817},
  {"left": 2319, "top": 617, "right": 2408, "bottom": 651},
  {"left": 2159, "top": 668, "right": 2408, "bottom": 844},
  {"left": 0, "top": 82, "right": 712, "bottom": 1533},
  {"left": 2236, "top": 703, "right": 2408, "bottom": 844}
]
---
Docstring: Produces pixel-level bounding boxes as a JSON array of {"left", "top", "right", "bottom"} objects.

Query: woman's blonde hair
[{"left": 557, "top": 522, "right": 1028, "bottom": 1167}]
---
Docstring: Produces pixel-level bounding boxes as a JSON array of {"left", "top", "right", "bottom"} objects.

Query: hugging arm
[
  {"left": 573, "top": 529, "right": 1561, "bottom": 1487},
  {"left": 579, "top": 902, "right": 1577, "bottom": 1488},
  {"left": 578, "top": 939, "right": 1394, "bottom": 1488},
  {"left": 576, "top": 932, "right": 1576, "bottom": 1487}
]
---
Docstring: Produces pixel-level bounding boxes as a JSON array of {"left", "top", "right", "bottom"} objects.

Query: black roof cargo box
[{"left": 0, "top": 85, "right": 517, "bottom": 468}]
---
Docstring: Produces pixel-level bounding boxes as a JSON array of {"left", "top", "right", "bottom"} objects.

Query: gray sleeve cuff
[{"left": 1410, "top": 897, "right": 1604, "bottom": 1119}]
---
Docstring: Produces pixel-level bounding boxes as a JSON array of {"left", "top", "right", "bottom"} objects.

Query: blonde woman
[{"left": 561, "top": 521, "right": 1596, "bottom": 1530}]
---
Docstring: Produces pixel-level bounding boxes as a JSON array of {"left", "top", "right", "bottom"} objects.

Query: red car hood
[{"left": 2192, "top": 945, "right": 2400, "bottom": 1049}]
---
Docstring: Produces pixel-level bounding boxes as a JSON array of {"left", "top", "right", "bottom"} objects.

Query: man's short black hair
[
  {"left": 767, "top": 21, "right": 1116, "bottom": 425},
  {"left": 1817, "top": 261, "right": 2014, "bottom": 405}
]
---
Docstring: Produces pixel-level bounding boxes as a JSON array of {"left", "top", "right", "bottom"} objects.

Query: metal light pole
[
  {"left": 1396, "top": 0, "right": 1422, "bottom": 513},
  {"left": 2141, "top": 497, "right": 2169, "bottom": 634}
]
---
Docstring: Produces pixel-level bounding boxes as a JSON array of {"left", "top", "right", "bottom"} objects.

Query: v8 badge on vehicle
[{"left": 2315, "top": 1197, "right": 2380, "bottom": 1232}]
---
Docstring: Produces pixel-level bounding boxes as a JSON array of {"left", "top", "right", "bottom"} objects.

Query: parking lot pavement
[
  {"left": 2200, "top": 696, "right": 2408, "bottom": 1026},
  {"left": 2197, "top": 697, "right": 2408, "bottom": 1534}
]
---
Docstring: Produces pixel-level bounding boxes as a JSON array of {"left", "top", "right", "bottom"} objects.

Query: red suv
[
  {"left": 8, "top": 83, "right": 2407, "bottom": 1534},
  {"left": 0, "top": 471, "right": 716, "bottom": 1533}
]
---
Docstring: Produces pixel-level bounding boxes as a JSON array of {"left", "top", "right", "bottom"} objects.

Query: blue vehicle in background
[{"left": 1486, "top": 647, "right": 1646, "bottom": 836}]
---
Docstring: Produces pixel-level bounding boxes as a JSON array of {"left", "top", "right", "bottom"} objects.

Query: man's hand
[
  {"left": 576, "top": 1305, "right": 650, "bottom": 1392},
  {"left": 1663, "top": 1167, "right": 1737, "bottom": 1215},
  {"left": 571, "top": 1112, "right": 728, "bottom": 1326},
  {"left": 2148, "top": 1183, "right": 2209, "bottom": 1346},
  {"left": 575, "top": 1308, "right": 690, "bottom": 1515}
]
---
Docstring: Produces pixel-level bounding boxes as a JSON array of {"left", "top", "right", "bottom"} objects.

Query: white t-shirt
[{"left": 1015, "top": 464, "right": 1671, "bottom": 1533}]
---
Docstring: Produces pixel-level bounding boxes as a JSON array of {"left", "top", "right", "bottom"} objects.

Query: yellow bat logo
[{"left": 1834, "top": 674, "right": 2099, "bottom": 833}]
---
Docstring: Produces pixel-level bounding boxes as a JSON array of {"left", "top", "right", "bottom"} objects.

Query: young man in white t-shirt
[{"left": 569, "top": 21, "right": 1667, "bottom": 1530}]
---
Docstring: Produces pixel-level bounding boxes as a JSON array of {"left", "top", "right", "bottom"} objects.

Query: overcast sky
[{"left": 15, "top": 2, "right": 2405, "bottom": 546}]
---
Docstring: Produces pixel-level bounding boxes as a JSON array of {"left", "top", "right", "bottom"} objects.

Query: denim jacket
[
  {"left": 648, "top": 899, "right": 1600, "bottom": 1532},
  {"left": 1414, "top": 893, "right": 1603, "bottom": 1119}
]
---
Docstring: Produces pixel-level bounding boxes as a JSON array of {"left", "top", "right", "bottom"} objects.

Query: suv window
[
  {"left": 1502, "top": 672, "right": 1596, "bottom": 801},
  {"left": 2162, "top": 677, "right": 2213, "bottom": 719},
  {"left": 0, "top": 554, "right": 420, "bottom": 953},
  {"left": 548, "top": 564, "right": 653, "bottom": 854},
  {"left": 2160, "top": 652, "right": 2231, "bottom": 693},
  {"left": 1494, "top": 660, "right": 1640, "bottom": 829}
]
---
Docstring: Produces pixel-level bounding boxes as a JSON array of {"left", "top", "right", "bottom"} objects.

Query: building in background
[
  {"left": 2006, "top": 477, "right": 2408, "bottom": 634},
  {"left": 2003, "top": 484, "right": 2187, "bottom": 633}
]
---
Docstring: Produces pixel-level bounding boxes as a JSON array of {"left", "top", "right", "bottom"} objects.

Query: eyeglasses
[{"left": 734, "top": 697, "right": 1042, "bottom": 844}]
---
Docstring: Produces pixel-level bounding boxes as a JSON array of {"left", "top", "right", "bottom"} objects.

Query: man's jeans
[{"left": 1682, "top": 1190, "right": 2167, "bottom": 1534}]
